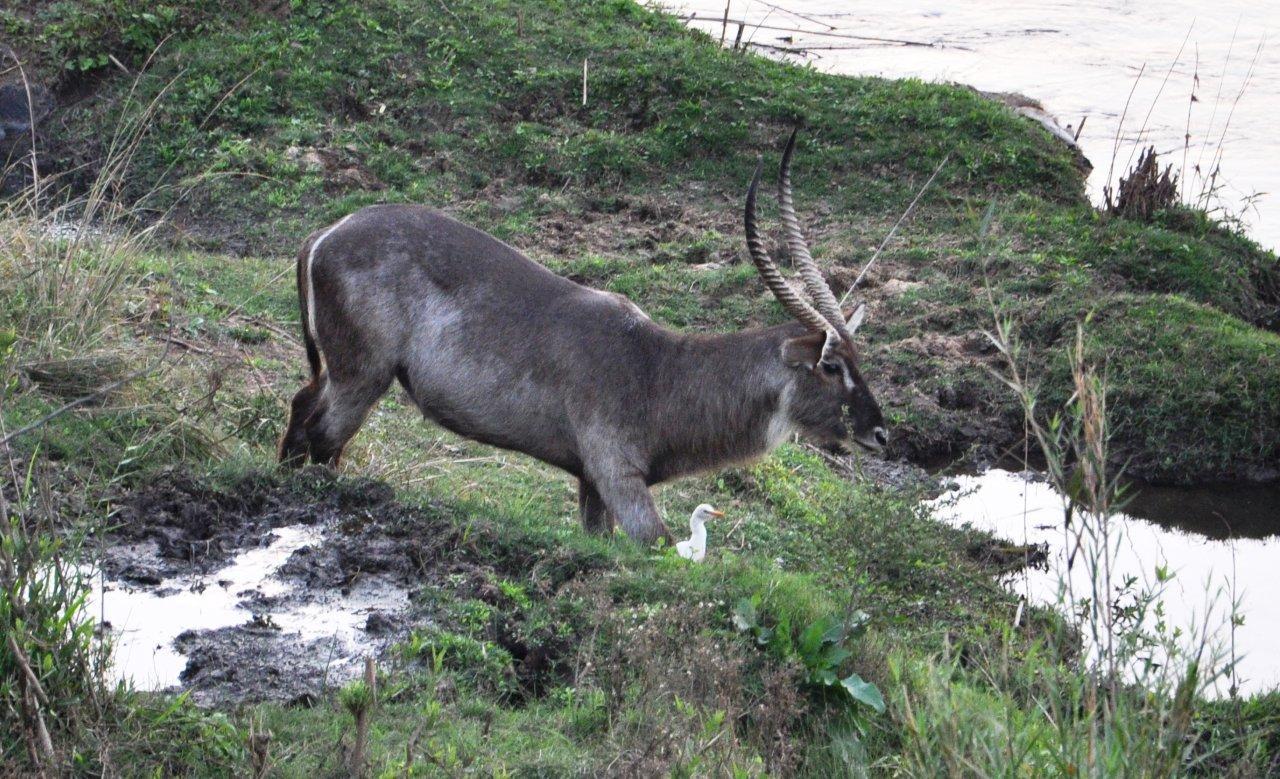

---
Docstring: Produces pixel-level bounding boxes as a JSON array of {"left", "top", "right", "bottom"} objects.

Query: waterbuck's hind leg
[
  {"left": 578, "top": 479, "right": 615, "bottom": 536},
  {"left": 591, "top": 474, "right": 672, "bottom": 545},
  {"left": 303, "top": 373, "right": 393, "bottom": 467},
  {"left": 279, "top": 380, "right": 322, "bottom": 467}
]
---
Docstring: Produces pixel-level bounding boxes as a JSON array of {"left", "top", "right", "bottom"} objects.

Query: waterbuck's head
[{"left": 745, "top": 131, "right": 888, "bottom": 454}]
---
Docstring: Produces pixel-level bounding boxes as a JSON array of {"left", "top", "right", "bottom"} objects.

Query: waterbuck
[{"left": 280, "top": 133, "right": 887, "bottom": 543}]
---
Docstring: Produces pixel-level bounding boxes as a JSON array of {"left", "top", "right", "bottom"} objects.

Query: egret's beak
[{"left": 709, "top": 509, "right": 725, "bottom": 518}]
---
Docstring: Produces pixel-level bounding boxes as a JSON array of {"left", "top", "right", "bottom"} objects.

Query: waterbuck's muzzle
[{"left": 854, "top": 426, "right": 889, "bottom": 452}]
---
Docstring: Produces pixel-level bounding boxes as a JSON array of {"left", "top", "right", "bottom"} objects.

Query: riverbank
[
  {"left": 680, "top": 0, "right": 1280, "bottom": 253},
  {"left": 2, "top": 0, "right": 1278, "bottom": 774}
]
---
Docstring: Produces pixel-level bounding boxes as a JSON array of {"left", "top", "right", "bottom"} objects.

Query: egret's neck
[{"left": 688, "top": 518, "right": 707, "bottom": 546}]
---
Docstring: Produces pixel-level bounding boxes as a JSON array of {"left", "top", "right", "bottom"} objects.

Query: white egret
[{"left": 676, "top": 504, "right": 724, "bottom": 562}]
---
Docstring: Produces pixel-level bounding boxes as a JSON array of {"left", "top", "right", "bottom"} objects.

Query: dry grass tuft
[
  {"left": 1105, "top": 145, "right": 1179, "bottom": 221},
  {"left": 20, "top": 352, "right": 130, "bottom": 401}
]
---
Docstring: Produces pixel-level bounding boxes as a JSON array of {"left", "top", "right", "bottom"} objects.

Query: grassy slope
[
  {"left": 1, "top": 243, "right": 1025, "bottom": 772},
  {"left": 2, "top": 0, "right": 1279, "bottom": 774},
  {"left": 14, "top": 0, "right": 1280, "bottom": 482}
]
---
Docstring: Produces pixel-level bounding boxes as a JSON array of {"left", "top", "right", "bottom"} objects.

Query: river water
[
  {"left": 676, "top": 0, "right": 1278, "bottom": 249},
  {"left": 928, "top": 471, "right": 1279, "bottom": 697}
]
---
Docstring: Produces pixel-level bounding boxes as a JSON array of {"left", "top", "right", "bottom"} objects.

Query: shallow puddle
[
  {"left": 89, "top": 524, "right": 410, "bottom": 694},
  {"left": 927, "top": 469, "right": 1280, "bottom": 697}
]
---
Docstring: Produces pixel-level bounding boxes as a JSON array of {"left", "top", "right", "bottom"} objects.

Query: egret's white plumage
[{"left": 676, "top": 504, "right": 724, "bottom": 562}]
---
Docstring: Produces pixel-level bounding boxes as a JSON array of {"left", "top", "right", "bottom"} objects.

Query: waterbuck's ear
[
  {"left": 845, "top": 301, "right": 867, "bottom": 335},
  {"left": 781, "top": 332, "right": 825, "bottom": 368}
]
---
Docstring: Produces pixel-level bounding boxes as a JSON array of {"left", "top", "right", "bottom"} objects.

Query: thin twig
[
  {"left": 7, "top": 633, "right": 50, "bottom": 706},
  {"left": 841, "top": 153, "right": 950, "bottom": 304},
  {"left": 7, "top": 632, "right": 56, "bottom": 763},
  {"left": 156, "top": 334, "right": 212, "bottom": 354},
  {"left": 1201, "top": 37, "right": 1264, "bottom": 209},
  {"left": 0, "top": 46, "right": 40, "bottom": 216},
  {"left": 1192, "top": 20, "right": 1240, "bottom": 193},
  {"left": 755, "top": 0, "right": 835, "bottom": 30},
  {"left": 747, "top": 41, "right": 952, "bottom": 55},
  {"left": 1119, "top": 24, "right": 1193, "bottom": 181},
  {"left": 0, "top": 368, "right": 153, "bottom": 448},
  {"left": 1103, "top": 63, "right": 1146, "bottom": 209}
]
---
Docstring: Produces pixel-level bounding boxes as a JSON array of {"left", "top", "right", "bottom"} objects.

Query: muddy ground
[{"left": 97, "top": 469, "right": 600, "bottom": 708}]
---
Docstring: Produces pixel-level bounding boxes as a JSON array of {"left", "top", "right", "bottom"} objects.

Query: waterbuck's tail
[
  {"left": 296, "top": 237, "right": 323, "bottom": 381},
  {"left": 279, "top": 231, "right": 328, "bottom": 466}
]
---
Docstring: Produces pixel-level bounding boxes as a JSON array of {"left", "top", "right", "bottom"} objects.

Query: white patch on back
[
  {"left": 305, "top": 213, "right": 354, "bottom": 376},
  {"left": 765, "top": 383, "right": 796, "bottom": 451},
  {"left": 587, "top": 288, "right": 651, "bottom": 332}
]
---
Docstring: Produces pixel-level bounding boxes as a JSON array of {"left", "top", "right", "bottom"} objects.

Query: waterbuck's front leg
[
  {"left": 589, "top": 473, "right": 673, "bottom": 545},
  {"left": 578, "top": 479, "right": 615, "bottom": 536}
]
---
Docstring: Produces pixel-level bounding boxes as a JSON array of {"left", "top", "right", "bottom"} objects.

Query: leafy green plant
[
  {"left": 340, "top": 671, "right": 376, "bottom": 778},
  {"left": 732, "top": 596, "right": 885, "bottom": 714},
  {"left": 39, "top": 1, "right": 182, "bottom": 76},
  {"left": 398, "top": 627, "right": 514, "bottom": 694},
  {"left": 0, "top": 471, "right": 100, "bottom": 768}
]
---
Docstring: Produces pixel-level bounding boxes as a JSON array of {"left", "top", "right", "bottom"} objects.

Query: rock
[
  {"left": 364, "top": 611, "right": 398, "bottom": 635},
  {"left": 937, "top": 381, "right": 978, "bottom": 410},
  {"left": 434, "top": 675, "right": 457, "bottom": 704},
  {"left": 966, "top": 539, "right": 1049, "bottom": 572},
  {"left": 283, "top": 145, "right": 384, "bottom": 191},
  {"left": 1244, "top": 464, "right": 1280, "bottom": 484},
  {"left": 119, "top": 565, "right": 164, "bottom": 587},
  {"left": 880, "top": 278, "right": 923, "bottom": 296}
]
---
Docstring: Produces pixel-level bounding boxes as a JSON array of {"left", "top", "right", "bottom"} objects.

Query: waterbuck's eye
[{"left": 820, "top": 362, "right": 841, "bottom": 376}]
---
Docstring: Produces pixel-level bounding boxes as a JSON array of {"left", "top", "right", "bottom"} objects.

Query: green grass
[
  {"left": 3, "top": 200, "right": 1276, "bottom": 774},
  {"left": 3, "top": 0, "right": 1279, "bottom": 773},
  {"left": 1061, "top": 295, "right": 1280, "bottom": 481}
]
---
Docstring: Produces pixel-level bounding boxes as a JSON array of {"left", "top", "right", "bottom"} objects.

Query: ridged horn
[
  {"left": 778, "top": 128, "right": 851, "bottom": 341},
  {"left": 745, "top": 156, "right": 833, "bottom": 336}
]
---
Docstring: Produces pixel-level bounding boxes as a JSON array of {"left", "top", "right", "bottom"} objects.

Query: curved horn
[
  {"left": 745, "top": 156, "right": 832, "bottom": 336},
  {"left": 778, "top": 129, "right": 851, "bottom": 340}
]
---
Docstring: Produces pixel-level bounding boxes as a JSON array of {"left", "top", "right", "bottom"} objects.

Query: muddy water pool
[
  {"left": 89, "top": 523, "right": 410, "bottom": 701},
  {"left": 927, "top": 469, "right": 1280, "bottom": 697}
]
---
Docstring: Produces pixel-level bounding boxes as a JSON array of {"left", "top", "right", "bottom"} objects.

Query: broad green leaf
[
  {"left": 731, "top": 597, "right": 757, "bottom": 632},
  {"left": 798, "top": 617, "right": 830, "bottom": 657},
  {"left": 840, "top": 673, "right": 885, "bottom": 714},
  {"left": 823, "top": 646, "right": 852, "bottom": 668},
  {"left": 821, "top": 620, "right": 848, "bottom": 645}
]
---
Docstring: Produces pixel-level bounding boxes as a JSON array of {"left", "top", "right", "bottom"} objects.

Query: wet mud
[{"left": 94, "top": 468, "right": 595, "bottom": 708}]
